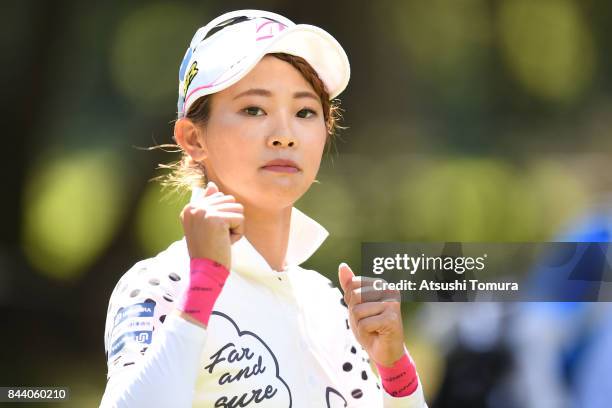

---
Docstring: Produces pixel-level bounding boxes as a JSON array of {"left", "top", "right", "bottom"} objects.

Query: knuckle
[
  {"left": 386, "top": 310, "right": 398, "bottom": 322},
  {"left": 203, "top": 213, "right": 223, "bottom": 225},
  {"left": 355, "top": 319, "right": 363, "bottom": 331},
  {"left": 180, "top": 204, "right": 192, "bottom": 216}
]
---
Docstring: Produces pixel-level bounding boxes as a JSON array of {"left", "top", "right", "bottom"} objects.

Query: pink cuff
[
  {"left": 178, "top": 258, "right": 229, "bottom": 327},
  {"left": 375, "top": 348, "right": 418, "bottom": 397}
]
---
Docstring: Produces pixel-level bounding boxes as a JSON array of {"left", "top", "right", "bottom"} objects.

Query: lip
[{"left": 261, "top": 159, "right": 301, "bottom": 173}]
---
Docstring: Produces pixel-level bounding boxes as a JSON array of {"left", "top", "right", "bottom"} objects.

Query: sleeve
[
  {"left": 99, "top": 259, "right": 208, "bottom": 408},
  {"left": 329, "top": 285, "right": 428, "bottom": 408}
]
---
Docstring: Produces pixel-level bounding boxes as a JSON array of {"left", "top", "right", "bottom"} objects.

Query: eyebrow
[{"left": 233, "top": 88, "right": 320, "bottom": 101}]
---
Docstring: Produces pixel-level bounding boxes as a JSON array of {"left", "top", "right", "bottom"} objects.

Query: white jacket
[{"left": 100, "top": 206, "right": 427, "bottom": 407}]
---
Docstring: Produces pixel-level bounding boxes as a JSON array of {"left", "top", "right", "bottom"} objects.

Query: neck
[{"left": 242, "top": 204, "right": 292, "bottom": 272}]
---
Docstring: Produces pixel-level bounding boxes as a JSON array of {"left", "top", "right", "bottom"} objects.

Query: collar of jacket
[
  {"left": 230, "top": 206, "right": 329, "bottom": 280},
  {"left": 188, "top": 188, "right": 329, "bottom": 281}
]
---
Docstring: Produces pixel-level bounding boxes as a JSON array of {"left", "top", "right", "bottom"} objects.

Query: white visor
[{"left": 177, "top": 9, "right": 350, "bottom": 117}]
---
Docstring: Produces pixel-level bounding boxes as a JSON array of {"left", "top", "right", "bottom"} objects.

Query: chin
[{"left": 254, "top": 180, "right": 310, "bottom": 210}]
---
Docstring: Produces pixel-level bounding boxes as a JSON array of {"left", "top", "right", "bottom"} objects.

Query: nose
[
  {"left": 268, "top": 136, "right": 295, "bottom": 148},
  {"left": 266, "top": 116, "right": 297, "bottom": 148}
]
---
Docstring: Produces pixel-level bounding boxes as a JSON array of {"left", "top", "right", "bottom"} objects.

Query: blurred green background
[{"left": 2, "top": 0, "right": 612, "bottom": 406}]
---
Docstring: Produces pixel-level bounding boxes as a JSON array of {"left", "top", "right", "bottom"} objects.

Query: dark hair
[{"left": 155, "top": 52, "right": 344, "bottom": 194}]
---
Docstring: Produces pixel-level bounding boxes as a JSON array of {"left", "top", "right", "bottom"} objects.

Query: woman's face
[{"left": 197, "top": 55, "right": 327, "bottom": 211}]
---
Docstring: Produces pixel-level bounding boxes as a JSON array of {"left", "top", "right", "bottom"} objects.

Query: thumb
[
  {"left": 204, "top": 181, "right": 219, "bottom": 197},
  {"left": 338, "top": 262, "right": 355, "bottom": 293}
]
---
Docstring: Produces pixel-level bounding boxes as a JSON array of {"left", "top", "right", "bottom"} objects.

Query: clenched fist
[
  {"left": 180, "top": 181, "right": 244, "bottom": 270},
  {"left": 338, "top": 263, "right": 406, "bottom": 367}
]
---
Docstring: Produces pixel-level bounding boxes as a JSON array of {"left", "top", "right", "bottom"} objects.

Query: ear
[{"left": 174, "top": 118, "right": 208, "bottom": 161}]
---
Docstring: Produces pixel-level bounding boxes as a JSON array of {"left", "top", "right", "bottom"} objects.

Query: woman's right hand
[{"left": 180, "top": 181, "right": 244, "bottom": 270}]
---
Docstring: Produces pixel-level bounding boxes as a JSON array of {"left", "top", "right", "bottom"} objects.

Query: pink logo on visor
[{"left": 256, "top": 21, "right": 286, "bottom": 41}]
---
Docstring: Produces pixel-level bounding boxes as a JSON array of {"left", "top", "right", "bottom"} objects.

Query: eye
[
  {"left": 297, "top": 108, "right": 317, "bottom": 119},
  {"left": 243, "top": 106, "right": 265, "bottom": 116}
]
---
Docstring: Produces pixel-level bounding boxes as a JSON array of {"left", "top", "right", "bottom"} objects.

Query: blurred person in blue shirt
[{"left": 510, "top": 203, "right": 612, "bottom": 408}]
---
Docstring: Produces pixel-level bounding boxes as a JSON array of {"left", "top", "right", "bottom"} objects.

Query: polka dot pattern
[
  {"left": 104, "top": 256, "right": 186, "bottom": 379},
  {"left": 329, "top": 286, "right": 380, "bottom": 402}
]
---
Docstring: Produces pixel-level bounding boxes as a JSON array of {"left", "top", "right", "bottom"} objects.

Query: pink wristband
[
  {"left": 178, "top": 258, "right": 229, "bottom": 327},
  {"left": 375, "top": 348, "right": 418, "bottom": 397}
]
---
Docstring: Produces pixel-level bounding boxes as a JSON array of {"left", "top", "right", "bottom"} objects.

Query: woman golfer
[{"left": 101, "top": 9, "right": 427, "bottom": 408}]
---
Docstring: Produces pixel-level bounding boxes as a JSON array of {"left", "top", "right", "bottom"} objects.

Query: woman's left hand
[{"left": 338, "top": 263, "right": 405, "bottom": 367}]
